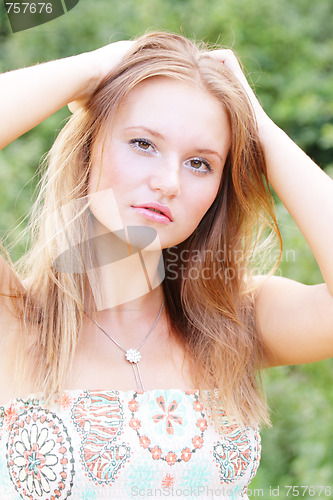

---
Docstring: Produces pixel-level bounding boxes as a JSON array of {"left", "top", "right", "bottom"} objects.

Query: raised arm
[
  {"left": 209, "top": 49, "right": 333, "bottom": 367},
  {"left": 0, "top": 41, "right": 134, "bottom": 150}
]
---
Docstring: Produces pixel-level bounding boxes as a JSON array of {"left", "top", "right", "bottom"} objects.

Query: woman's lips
[
  {"left": 131, "top": 206, "right": 172, "bottom": 225},
  {"left": 131, "top": 202, "right": 173, "bottom": 224}
]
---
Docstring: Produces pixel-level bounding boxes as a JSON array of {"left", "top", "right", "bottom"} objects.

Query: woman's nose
[{"left": 149, "top": 157, "right": 181, "bottom": 198}]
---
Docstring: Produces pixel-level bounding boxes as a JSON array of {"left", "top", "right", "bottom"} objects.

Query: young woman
[{"left": 0, "top": 32, "right": 332, "bottom": 499}]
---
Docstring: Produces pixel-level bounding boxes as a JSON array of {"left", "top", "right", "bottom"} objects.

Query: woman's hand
[
  {"left": 68, "top": 40, "right": 135, "bottom": 112},
  {"left": 206, "top": 49, "right": 271, "bottom": 130}
]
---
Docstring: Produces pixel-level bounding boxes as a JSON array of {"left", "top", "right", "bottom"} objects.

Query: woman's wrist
[
  {"left": 67, "top": 41, "right": 135, "bottom": 111},
  {"left": 256, "top": 115, "right": 279, "bottom": 141},
  {"left": 64, "top": 51, "right": 102, "bottom": 103}
]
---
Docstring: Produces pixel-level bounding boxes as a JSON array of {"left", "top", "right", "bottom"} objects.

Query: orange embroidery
[
  {"left": 162, "top": 473, "right": 175, "bottom": 488},
  {"left": 152, "top": 396, "right": 183, "bottom": 435},
  {"left": 151, "top": 446, "right": 162, "bottom": 460},
  {"left": 192, "top": 436, "right": 204, "bottom": 449},
  {"left": 181, "top": 447, "right": 192, "bottom": 462},
  {"left": 129, "top": 418, "right": 141, "bottom": 430},
  {"left": 139, "top": 435, "right": 151, "bottom": 449},
  {"left": 165, "top": 451, "right": 177, "bottom": 466}
]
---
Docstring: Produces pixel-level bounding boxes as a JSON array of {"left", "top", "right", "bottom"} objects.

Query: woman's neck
[{"left": 86, "top": 215, "right": 165, "bottom": 312}]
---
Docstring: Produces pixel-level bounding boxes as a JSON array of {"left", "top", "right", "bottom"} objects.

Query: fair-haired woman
[{"left": 0, "top": 32, "right": 332, "bottom": 499}]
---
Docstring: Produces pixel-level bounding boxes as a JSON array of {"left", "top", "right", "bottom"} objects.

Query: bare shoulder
[
  {"left": 252, "top": 274, "right": 333, "bottom": 367},
  {"left": 0, "top": 254, "right": 25, "bottom": 402},
  {"left": 0, "top": 252, "right": 24, "bottom": 321}
]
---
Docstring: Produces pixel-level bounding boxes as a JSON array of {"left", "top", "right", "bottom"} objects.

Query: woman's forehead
[{"left": 113, "top": 77, "right": 230, "bottom": 141}]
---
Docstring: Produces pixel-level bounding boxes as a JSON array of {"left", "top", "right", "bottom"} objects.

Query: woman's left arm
[
  {"left": 255, "top": 122, "right": 333, "bottom": 367},
  {"left": 212, "top": 49, "right": 333, "bottom": 367},
  {"left": 260, "top": 119, "right": 333, "bottom": 294}
]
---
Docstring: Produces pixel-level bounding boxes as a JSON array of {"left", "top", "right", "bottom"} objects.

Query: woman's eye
[
  {"left": 130, "top": 138, "right": 155, "bottom": 153},
  {"left": 190, "top": 159, "right": 203, "bottom": 169},
  {"left": 185, "top": 157, "right": 212, "bottom": 174},
  {"left": 137, "top": 140, "right": 150, "bottom": 150}
]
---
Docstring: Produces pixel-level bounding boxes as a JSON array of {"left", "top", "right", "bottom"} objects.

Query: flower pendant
[{"left": 125, "top": 349, "right": 142, "bottom": 364}]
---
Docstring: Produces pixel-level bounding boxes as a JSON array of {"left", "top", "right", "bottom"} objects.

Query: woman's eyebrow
[
  {"left": 196, "top": 149, "right": 225, "bottom": 163},
  {"left": 124, "top": 126, "right": 164, "bottom": 140}
]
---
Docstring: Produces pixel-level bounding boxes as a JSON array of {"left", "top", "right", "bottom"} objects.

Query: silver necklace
[{"left": 85, "top": 301, "right": 164, "bottom": 393}]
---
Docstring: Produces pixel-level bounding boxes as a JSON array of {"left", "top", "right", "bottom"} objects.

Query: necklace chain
[{"left": 85, "top": 300, "right": 164, "bottom": 392}]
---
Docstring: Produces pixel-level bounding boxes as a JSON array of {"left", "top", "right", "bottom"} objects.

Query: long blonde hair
[{"left": 5, "top": 32, "right": 281, "bottom": 427}]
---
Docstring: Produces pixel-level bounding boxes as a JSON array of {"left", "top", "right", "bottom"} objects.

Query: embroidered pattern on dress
[
  {"left": 0, "top": 391, "right": 263, "bottom": 498},
  {"left": 178, "top": 453, "right": 214, "bottom": 491},
  {"left": 72, "top": 391, "right": 130, "bottom": 485},
  {"left": 162, "top": 473, "right": 175, "bottom": 489},
  {"left": 2, "top": 404, "right": 18, "bottom": 435},
  {"left": 124, "top": 455, "right": 161, "bottom": 496},
  {"left": 7, "top": 405, "right": 74, "bottom": 499},
  {"left": 128, "top": 390, "right": 208, "bottom": 466},
  {"left": 245, "top": 429, "right": 261, "bottom": 488},
  {"left": 213, "top": 424, "right": 260, "bottom": 487},
  {"left": 0, "top": 406, "right": 4, "bottom": 437}
]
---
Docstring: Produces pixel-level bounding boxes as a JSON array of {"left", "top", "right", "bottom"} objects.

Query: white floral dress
[{"left": 0, "top": 389, "right": 261, "bottom": 499}]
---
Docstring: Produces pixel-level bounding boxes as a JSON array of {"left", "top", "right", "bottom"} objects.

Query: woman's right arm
[{"left": 0, "top": 41, "right": 134, "bottom": 150}]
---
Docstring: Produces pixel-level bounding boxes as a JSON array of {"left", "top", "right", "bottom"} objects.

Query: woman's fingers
[
  {"left": 89, "top": 40, "right": 135, "bottom": 82},
  {"left": 206, "top": 49, "right": 244, "bottom": 78},
  {"left": 205, "top": 48, "right": 268, "bottom": 126},
  {"left": 204, "top": 49, "right": 251, "bottom": 91}
]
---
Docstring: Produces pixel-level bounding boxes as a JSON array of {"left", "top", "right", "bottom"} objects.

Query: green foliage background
[{"left": 0, "top": 0, "right": 332, "bottom": 496}]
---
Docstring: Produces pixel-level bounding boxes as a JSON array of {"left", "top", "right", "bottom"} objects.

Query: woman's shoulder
[
  {"left": 0, "top": 251, "right": 27, "bottom": 298},
  {"left": 0, "top": 253, "right": 25, "bottom": 334},
  {"left": 0, "top": 254, "right": 28, "bottom": 403},
  {"left": 0, "top": 310, "right": 20, "bottom": 404},
  {"left": 0, "top": 253, "right": 20, "bottom": 323}
]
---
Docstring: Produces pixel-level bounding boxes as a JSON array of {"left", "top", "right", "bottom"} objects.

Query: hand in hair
[
  {"left": 68, "top": 40, "right": 135, "bottom": 113},
  {"left": 206, "top": 49, "right": 270, "bottom": 130}
]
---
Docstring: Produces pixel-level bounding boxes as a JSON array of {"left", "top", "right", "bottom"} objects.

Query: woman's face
[{"left": 89, "top": 77, "right": 231, "bottom": 250}]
